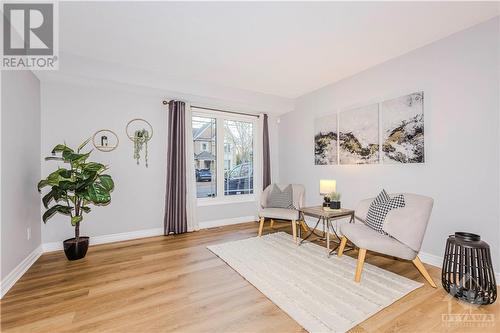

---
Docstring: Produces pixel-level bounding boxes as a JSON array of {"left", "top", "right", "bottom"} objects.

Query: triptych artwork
[{"left": 314, "top": 91, "right": 424, "bottom": 165}]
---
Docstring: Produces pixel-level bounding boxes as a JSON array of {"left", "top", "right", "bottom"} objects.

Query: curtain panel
[
  {"left": 164, "top": 100, "right": 188, "bottom": 234},
  {"left": 262, "top": 113, "right": 271, "bottom": 190}
]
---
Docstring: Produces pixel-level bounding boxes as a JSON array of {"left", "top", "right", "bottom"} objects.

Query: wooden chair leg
[
  {"left": 337, "top": 237, "right": 348, "bottom": 257},
  {"left": 354, "top": 248, "right": 367, "bottom": 282},
  {"left": 258, "top": 217, "right": 265, "bottom": 236},
  {"left": 270, "top": 219, "right": 275, "bottom": 228},
  {"left": 291, "top": 220, "right": 297, "bottom": 243},
  {"left": 412, "top": 256, "right": 437, "bottom": 288},
  {"left": 300, "top": 220, "right": 309, "bottom": 232}
]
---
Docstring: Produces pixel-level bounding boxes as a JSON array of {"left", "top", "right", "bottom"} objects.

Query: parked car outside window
[
  {"left": 224, "top": 162, "right": 253, "bottom": 195},
  {"left": 196, "top": 168, "right": 212, "bottom": 182}
]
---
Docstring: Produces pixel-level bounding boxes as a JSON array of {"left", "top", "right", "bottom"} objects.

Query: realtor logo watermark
[
  {"left": 2, "top": 1, "right": 58, "bottom": 70},
  {"left": 441, "top": 276, "right": 496, "bottom": 329}
]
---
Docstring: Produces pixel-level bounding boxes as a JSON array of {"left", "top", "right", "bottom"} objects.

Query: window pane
[
  {"left": 193, "top": 116, "right": 216, "bottom": 198},
  {"left": 224, "top": 120, "right": 253, "bottom": 195}
]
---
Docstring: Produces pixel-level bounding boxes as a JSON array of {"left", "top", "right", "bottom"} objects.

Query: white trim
[
  {"left": 1, "top": 245, "right": 43, "bottom": 299},
  {"left": 417, "top": 250, "right": 443, "bottom": 268},
  {"left": 42, "top": 228, "right": 164, "bottom": 252},
  {"left": 199, "top": 215, "right": 258, "bottom": 229},
  {"left": 197, "top": 194, "right": 256, "bottom": 206}
]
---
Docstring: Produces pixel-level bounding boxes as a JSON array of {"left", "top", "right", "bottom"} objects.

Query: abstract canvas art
[
  {"left": 381, "top": 92, "right": 424, "bottom": 163},
  {"left": 314, "top": 115, "right": 338, "bottom": 165},
  {"left": 339, "top": 104, "right": 379, "bottom": 164}
]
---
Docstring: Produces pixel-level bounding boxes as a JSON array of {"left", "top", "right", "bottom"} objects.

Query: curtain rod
[{"left": 162, "top": 100, "right": 260, "bottom": 118}]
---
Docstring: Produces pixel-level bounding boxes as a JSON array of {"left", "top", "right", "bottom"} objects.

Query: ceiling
[{"left": 59, "top": 1, "right": 499, "bottom": 99}]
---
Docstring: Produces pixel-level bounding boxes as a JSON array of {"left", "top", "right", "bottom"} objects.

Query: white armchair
[
  {"left": 337, "top": 193, "right": 437, "bottom": 288},
  {"left": 258, "top": 184, "right": 306, "bottom": 243}
]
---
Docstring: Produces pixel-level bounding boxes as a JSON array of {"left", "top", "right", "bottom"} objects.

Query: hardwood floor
[{"left": 1, "top": 222, "right": 498, "bottom": 332}]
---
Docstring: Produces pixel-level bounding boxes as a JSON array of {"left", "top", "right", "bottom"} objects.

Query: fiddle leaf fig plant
[{"left": 37, "top": 138, "right": 114, "bottom": 239}]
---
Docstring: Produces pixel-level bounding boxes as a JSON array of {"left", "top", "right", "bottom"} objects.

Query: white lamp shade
[{"left": 319, "top": 179, "right": 336, "bottom": 195}]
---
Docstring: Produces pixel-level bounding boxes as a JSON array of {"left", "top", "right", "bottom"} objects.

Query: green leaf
[
  {"left": 58, "top": 169, "right": 73, "bottom": 178},
  {"left": 46, "top": 169, "right": 72, "bottom": 186},
  {"left": 58, "top": 180, "right": 77, "bottom": 191},
  {"left": 71, "top": 215, "right": 83, "bottom": 226},
  {"left": 44, "top": 156, "right": 65, "bottom": 161},
  {"left": 75, "top": 175, "right": 97, "bottom": 195},
  {"left": 64, "top": 152, "right": 91, "bottom": 167},
  {"left": 51, "top": 144, "right": 73, "bottom": 155},
  {"left": 81, "top": 206, "right": 91, "bottom": 213},
  {"left": 82, "top": 162, "right": 105, "bottom": 173},
  {"left": 42, "top": 205, "right": 73, "bottom": 223},
  {"left": 98, "top": 175, "right": 114, "bottom": 191},
  {"left": 77, "top": 138, "right": 92, "bottom": 153},
  {"left": 37, "top": 179, "right": 49, "bottom": 192},
  {"left": 42, "top": 187, "right": 64, "bottom": 208},
  {"left": 86, "top": 183, "right": 111, "bottom": 205}
]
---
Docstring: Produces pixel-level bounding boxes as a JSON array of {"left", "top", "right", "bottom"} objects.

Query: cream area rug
[{"left": 207, "top": 232, "right": 422, "bottom": 333}]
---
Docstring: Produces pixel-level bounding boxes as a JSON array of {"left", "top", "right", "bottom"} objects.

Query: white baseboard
[
  {"left": 42, "top": 228, "right": 164, "bottom": 252},
  {"left": 42, "top": 216, "right": 259, "bottom": 253},
  {"left": 1, "top": 245, "right": 43, "bottom": 299},
  {"left": 199, "top": 215, "right": 258, "bottom": 229},
  {"left": 417, "top": 251, "right": 443, "bottom": 268}
]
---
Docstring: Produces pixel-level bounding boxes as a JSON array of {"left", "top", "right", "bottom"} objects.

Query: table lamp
[{"left": 319, "top": 179, "right": 336, "bottom": 207}]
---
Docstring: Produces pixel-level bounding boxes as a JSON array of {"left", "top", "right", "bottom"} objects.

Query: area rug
[{"left": 207, "top": 232, "right": 423, "bottom": 333}]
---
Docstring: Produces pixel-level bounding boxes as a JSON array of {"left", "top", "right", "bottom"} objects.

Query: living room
[{"left": 1, "top": 1, "right": 499, "bottom": 332}]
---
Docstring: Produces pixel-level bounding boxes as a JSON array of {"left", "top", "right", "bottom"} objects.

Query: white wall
[
  {"left": 1, "top": 71, "right": 42, "bottom": 281},
  {"left": 279, "top": 18, "right": 500, "bottom": 268},
  {"left": 40, "top": 80, "right": 278, "bottom": 244}
]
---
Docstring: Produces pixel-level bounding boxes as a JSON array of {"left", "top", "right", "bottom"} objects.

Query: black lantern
[{"left": 442, "top": 232, "right": 497, "bottom": 305}]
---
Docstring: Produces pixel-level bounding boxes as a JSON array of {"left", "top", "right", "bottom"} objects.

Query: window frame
[{"left": 192, "top": 108, "right": 259, "bottom": 206}]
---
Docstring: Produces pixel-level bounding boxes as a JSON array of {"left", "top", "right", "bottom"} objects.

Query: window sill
[{"left": 197, "top": 194, "right": 256, "bottom": 207}]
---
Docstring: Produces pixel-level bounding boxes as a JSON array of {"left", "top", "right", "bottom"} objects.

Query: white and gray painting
[
  {"left": 381, "top": 92, "right": 424, "bottom": 164},
  {"left": 314, "top": 115, "right": 338, "bottom": 165},
  {"left": 339, "top": 104, "right": 379, "bottom": 164}
]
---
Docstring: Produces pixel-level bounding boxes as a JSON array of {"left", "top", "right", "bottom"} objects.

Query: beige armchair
[
  {"left": 337, "top": 193, "right": 437, "bottom": 288},
  {"left": 258, "top": 184, "right": 307, "bottom": 243}
]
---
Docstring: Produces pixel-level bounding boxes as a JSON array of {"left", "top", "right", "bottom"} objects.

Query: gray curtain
[
  {"left": 164, "top": 100, "right": 187, "bottom": 235},
  {"left": 263, "top": 113, "right": 271, "bottom": 189}
]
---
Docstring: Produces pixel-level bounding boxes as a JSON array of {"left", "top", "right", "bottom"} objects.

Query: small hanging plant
[{"left": 133, "top": 128, "right": 149, "bottom": 167}]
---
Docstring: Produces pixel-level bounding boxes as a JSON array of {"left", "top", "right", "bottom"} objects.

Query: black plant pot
[
  {"left": 330, "top": 201, "right": 341, "bottom": 209},
  {"left": 63, "top": 237, "right": 89, "bottom": 261}
]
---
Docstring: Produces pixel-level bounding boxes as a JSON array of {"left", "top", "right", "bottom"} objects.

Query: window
[
  {"left": 192, "top": 109, "right": 257, "bottom": 202},
  {"left": 192, "top": 116, "right": 216, "bottom": 198},
  {"left": 224, "top": 120, "right": 253, "bottom": 195}
]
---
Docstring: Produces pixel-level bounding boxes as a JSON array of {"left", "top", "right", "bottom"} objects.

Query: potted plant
[
  {"left": 37, "top": 139, "right": 114, "bottom": 260},
  {"left": 329, "top": 192, "right": 341, "bottom": 210}
]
